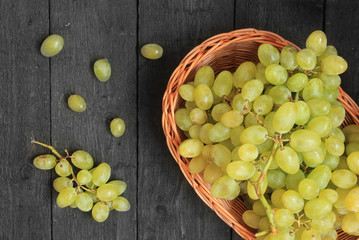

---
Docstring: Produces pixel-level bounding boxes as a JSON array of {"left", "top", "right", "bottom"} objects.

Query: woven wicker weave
[{"left": 162, "top": 28, "right": 359, "bottom": 240}]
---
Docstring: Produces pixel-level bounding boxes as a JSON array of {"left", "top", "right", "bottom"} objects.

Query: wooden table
[{"left": 1, "top": 0, "right": 358, "bottom": 239}]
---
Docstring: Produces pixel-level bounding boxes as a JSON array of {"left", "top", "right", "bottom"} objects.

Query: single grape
[
  {"left": 242, "top": 79, "right": 264, "bottom": 101},
  {"left": 307, "top": 116, "right": 332, "bottom": 137},
  {"left": 179, "top": 84, "right": 195, "bottom": 101},
  {"left": 92, "top": 202, "right": 110, "bottom": 222},
  {"left": 280, "top": 45, "right": 298, "bottom": 70},
  {"left": 265, "top": 64, "right": 288, "bottom": 85},
  {"left": 345, "top": 187, "right": 359, "bottom": 212},
  {"left": 226, "top": 161, "right": 255, "bottom": 180},
  {"left": 233, "top": 61, "right": 257, "bottom": 88},
  {"left": 199, "top": 123, "right": 214, "bottom": 145},
  {"left": 319, "top": 189, "right": 339, "bottom": 204},
  {"left": 319, "top": 73, "right": 341, "bottom": 90},
  {"left": 307, "top": 98, "right": 331, "bottom": 116},
  {"left": 253, "top": 200, "right": 267, "bottom": 216},
  {"left": 55, "top": 160, "right": 71, "bottom": 177},
  {"left": 321, "top": 55, "right": 348, "bottom": 75},
  {"left": 203, "top": 163, "right": 223, "bottom": 183},
  {"left": 237, "top": 143, "right": 258, "bottom": 161},
  {"left": 327, "top": 105, "right": 346, "bottom": 128},
  {"left": 208, "top": 123, "right": 231, "bottom": 142},
  {"left": 210, "top": 175, "right": 239, "bottom": 199},
  {"left": 306, "top": 30, "right": 327, "bottom": 56},
  {"left": 274, "top": 208, "right": 294, "bottom": 227},
  {"left": 210, "top": 144, "right": 231, "bottom": 168},
  {"left": 290, "top": 129, "right": 321, "bottom": 152},
  {"left": 325, "top": 135, "right": 345, "bottom": 156},
  {"left": 92, "top": 163, "right": 111, "bottom": 186},
  {"left": 255, "top": 63, "right": 268, "bottom": 84},
  {"left": 75, "top": 192, "right": 93, "bottom": 212},
  {"left": 329, "top": 127, "right": 345, "bottom": 142},
  {"left": 189, "top": 108, "right": 207, "bottom": 125},
  {"left": 267, "top": 169, "right": 286, "bottom": 189},
  {"left": 56, "top": 187, "right": 77, "bottom": 208},
  {"left": 194, "top": 66, "right": 215, "bottom": 87},
  {"left": 342, "top": 212, "right": 359, "bottom": 236},
  {"left": 189, "top": 125, "right": 201, "bottom": 139},
  {"left": 230, "top": 125, "right": 245, "bottom": 146},
  {"left": 242, "top": 210, "right": 261, "bottom": 229},
  {"left": 112, "top": 196, "right": 130, "bottom": 211},
  {"left": 141, "top": 43, "right": 163, "bottom": 59},
  {"left": 302, "top": 78, "right": 323, "bottom": 101},
  {"left": 268, "top": 85, "right": 291, "bottom": 105},
  {"left": 347, "top": 152, "right": 359, "bottom": 174},
  {"left": 33, "top": 154, "right": 57, "bottom": 170},
  {"left": 97, "top": 183, "right": 119, "bottom": 201},
  {"left": 294, "top": 101, "right": 310, "bottom": 125},
  {"left": 68, "top": 94, "right": 87, "bottom": 112},
  {"left": 220, "top": 110, "right": 243, "bottom": 128},
  {"left": 213, "top": 71, "right": 233, "bottom": 97},
  {"left": 258, "top": 44, "right": 280, "bottom": 66},
  {"left": 93, "top": 58, "right": 111, "bottom": 82},
  {"left": 175, "top": 108, "right": 193, "bottom": 131},
  {"left": 322, "top": 88, "right": 340, "bottom": 102},
  {"left": 307, "top": 165, "right": 332, "bottom": 190},
  {"left": 240, "top": 125, "right": 268, "bottom": 145},
  {"left": 322, "top": 153, "right": 340, "bottom": 170},
  {"left": 71, "top": 150, "right": 94, "bottom": 170},
  {"left": 40, "top": 34, "right": 64, "bottom": 57},
  {"left": 232, "top": 94, "right": 252, "bottom": 114},
  {"left": 297, "top": 48, "right": 317, "bottom": 70},
  {"left": 301, "top": 228, "right": 321, "bottom": 240},
  {"left": 274, "top": 146, "right": 300, "bottom": 175},
  {"left": 346, "top": 142, "right": 359, "bottom": 156},
  {"left": 188, "top": 155, "right": 207, "bottom": 174},
  {"left": 286, "top": 73, "right": 308, "bottom": 92},
  {"left": 211, "top": 103, "right": 231, "bottom": 121},
  {"left": 108, "top": 180, "right": 127, "bottom": 196},
  {"left": 331, "top": 169, "right": 357, "bottom": 189},
  {"left": 304, "top": 197, "right": 332, "bottom": 219},
  {"left": 273, "top": 102, "right": 296, "bottom": 134},
  {"left": 271, "top": 189, "right": 285, "bottom": 208},
  {"left": 194, "top": 84, "right": 214, "bottom": 110},
  {"left": 253, "top": 95, "right": 273, "bottom": 115},
  {"left": 282, "top": 190, "right": 304, "bottom": 213},
  {"left": 298, "top": 178, "right": 319, "bottom": 200},
  {"left": 53, "top": 177, "right": 73, "bottom": 192},
  {"left": 77, "top": 170, "right": 92, "bottom": 185},
  {"left": 285, "top": 170, "right": 305, "bottom": 191}
]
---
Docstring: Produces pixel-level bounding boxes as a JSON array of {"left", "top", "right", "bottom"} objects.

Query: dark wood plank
[
  {"left": 0, "top": 1, "right": 51, "bottom": 239},
  {"left": 50, "top": 1, "right": 137, "bottom": 239},
  {"left": 138, "top": 0, "right": 234, "bottom": 239},
  {"left": 326, "top": 0, "right": 359, "bottom": 103}
]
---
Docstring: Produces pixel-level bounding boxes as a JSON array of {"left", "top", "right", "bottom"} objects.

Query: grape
[
  {"left": 97, "top": 183, "right": 119, "bottom": 201},
  {"left": 348, "top": 152, "right": 359, "bottom": 174},
  {"left": 256, "top": 139, "right": 273, "bottom": 154},
  {"left": 75, "top": 192, "right": 93, "bottom": 212},
  {"left": 307, "top": 116, "right": 332, "bottom": 137},
  {"left": 319, "top": 189, "right": 338, "bottom": 204},
  {"left": 175, "top": 108, "right": 193, "bottom": 131},
  {"left": 232, "top": 94, "right": 252, "bottom": 114},
  {"left": 319, "top": 73, "right": 341, "bottom": 90},
  {"left": 290, "top": 129, "right": 321, "bottom": 152},
  {"left": 321, "top": 55, "right": 348, "bottom": 75},
  {"left": 342, "top": 212, "right": 359, "bottom": 236},
  {"left": 302, "top": 142, "right": 326, "bottom": 165},
  {"left": 112, "top": 197, "right": 130, "bottom": 212},
  {"left": 286, "top": 73, "right": 308, "bottom": 92},
  {"left": 212, "top": 103, "right": 231, "bottom": 121},
  {"left": 92, "top": 163, "right": 111, "bottom": 186},
  {"left": 77, "top": 170, "right": 92, "bottom": 185},
  {"left": 68, "top": 94, "right": 87, "bottom": 112},
  {"left": 189, "top": 125, "right": 201, "bottom": 139},
  {"left": 55, "top": 160, "right": 71, "bottom": 177},
  {"left": 322, "top": 153, "right": 340, "bottom": 170},
  {"left": 334, "top": 187, "right": 353, "bottom": 209},
  {"left": 213, "top": 71, "right": 233, "bottom": 97},
  {"left": 253, "top": 95, "right": 273, "bottom": 115},
  {"left": 244, "top": 113, "right": 264, "bottom": 128},
  {"left": 253, "top": 200, "right": 267, "bottom": 216},
  {"left": 265, "top": 64, "right": 288, "bottom": 85},
  {"left": 274, "top": 209, "right": 294, "bottom": 227},
  {"left": 93, "top": 58, "right": 111, "bottom": 82},
  {"left": 318, "top": 45, "right": 338, "bottom": 63},
  {"left": 92, "top": 202, "right": 110, "bottom": 222},
  {"left": 258, "top": 44, "right": 280, "bottom": 66},
  {"left": 322, "top": 88, "right": 340, "bottom": 102},
  {"left": 231, "top": 147, "right": 241, "bottom": 161},
  {"left": 220, "top": 110, "right": 243, "bottom": 128},
  {"left": 210, "top": 175, "right": 239, "bottom": 199},
  {"left": 345, "top": 187, "right": 359, "bottom": 212},
  {"left": 294, "top": 101, "right": 310, "bottom": 125},
  {"left": 325, "top": 135, "right": 345, "bottom": 156},
  {"left": 33, "top": 154, "right": 56, "bottom": 170},
  {"left": 256, "top": 63, "right": 268, "bottom": 84},
  {"left": 56, "top": 187, "right": 77, "bottom": 208},
  {"left": 327, "top": 105, "right": 345, "bottom": 128},
  {"left": 199, "top": 123, "right": 214, "bottom": 144},
  {"left": 140, "top": 43, "right": 163, "bottom": 59},
  {"left": 264, "top": 112, "right": 276, "bottom": 134},
  {"left": 280, "top": 45, "right": 298, "bottom": 70},
  {"left": 247, "top": 171, "right": 268, "bottom": 200},
  {"left": 307, "top": 98, "right": 331, "bottom": 116},
  {"left": 286, "top": 170, "right": 305, "bottom": 191},
  {"left": 242, "top": 210, "right": 261, "bottom": 229},
  {"left": 190, "top": 108, "right": 207, "bottom": 125},
  {"left": 194, "top": 84, "right": 213, "bottom": 110},
  {"left": 271, "top": 189, "right": 285, "bottom": 208},
  {"left": 274, "top": 146, "right": 300, "bottom": 174},
  {"left": 238, "top": 143, "right": 258, "bottom": 161},
  {"left": 105, "top": 181, "right": 126, "bottom": 196},
  {"left": 194, "top": 66, "right": 215, "bottom": 87},
  {"left": 331, "top": 169, "right": 357, "bottom": 189},
  {"left": 226, "top": 161, "right": 255, "bottom": 180},
  {"left": 242, "top": 79, "right": 264, "bottom": 101},
  {"left": 298, "top": 178, "right": 319, "bottom": 200},
  {"left": 307, "top": 165, "right": 332, "bottom": 190},
  {"left": 297, "top": 48, "right": 317, "bottom": 70},
  {"left": 208, "top": 123, "right": 231, "bottom": 142},
  {"left": 178, "top": 138, "right": 204, "bottom": 158},
  {"left": 304, "top": 197, "right": 332, "bottom": 219},
  {"left": 267, "top": 169, "right": 286, "bottom": 189},
  {"left": 310, "top": 213, "right": 336, "bottom": 233},
  {"left": 302, "top": 78, "right": 323, "bottom": 101},
  {"left": 342, "top": 124, "right": 359, "bottom": 140},
  {"left": 306, "top": 30, "right": 327, "bottom": 56},
  {"left": 233, "top": 61, "right": 257, "bottom": 88},
  {"left": 273, "top": 102, "right": 296, "bottom": 134},
  {"left": 40, "top": 34, "right": 64, "bottom": 57},
  {"left": 179, "top": 84, "right": 195, "bottom": 101},
  {"left": 301, "top": 228, "right": 321, "bottom": 240},
  {"left": 268, "top": 85, "right": 291, "bottom": 105},
  {"left": 110, "top": 118, "right": 126, "bottom": 137},
  {"left": 188, "top": 155, "right": 207, "bottom": 173},
  {"left": 282, "top": 190, "right": 304, "bottom": 213},
  {"left": 185, "top": 101, "right": 197, "bottom": 111},
  {"left": 71, "top": 150, "right": 94, "bottom": 170},
  {"left": 211, "top": 144, "right": 231, "bottom": 167},
  {"left": 346, "top": 142, "right": 359, "bottom": 156},
  {"left": 240, "top": 125, "right": 268, "bottom": 145},
  {"left": 203, "top": 163, "right": 223, "bottom": 183},
  {"left": 329, "top": 127, "right": 345, "bottom": 142},
  {"left": 53, "top": 177, "right": 73, "bottom": 192}
]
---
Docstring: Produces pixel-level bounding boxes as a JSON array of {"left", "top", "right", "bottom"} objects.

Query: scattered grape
[
  {"left": 93, "top": 58, "right": 111, "bottom": 82},
  {"left": 110, "top": 118, "right": 126, "bottom": 137},
  {"left": 40, "top": 34, "right": 64, "bottom": 57},
  {"left": 141, "top": 43, "right": 163, "bottom": 59},
  {"left": 68, "top": 94, "right": 87, "bottom": 112}
]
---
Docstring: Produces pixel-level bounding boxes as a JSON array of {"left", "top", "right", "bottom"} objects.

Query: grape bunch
[
  {"left": 32, "top": 140, "right": 130, "bottom": 222},
  {"left": 175, "top": 30, "right": 359, "bottom": 239}
]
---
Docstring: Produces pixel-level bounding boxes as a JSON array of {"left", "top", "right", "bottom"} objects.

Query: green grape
[
  {"left": 240, "top": 125, "right": 268, "bottom": 145},
  {"left": 348, "top": 152, "right": 359, "bottom": 174},
  {"left": 307, "top": 116, "right": 332, "bottom": 137},
  {"left": 211, "top": 144, "right": 231, "bottom": 167},
  {"left": 174, "top": 108, "right": 193, "bottom": 131},
  {"left": 280, "top": 45, "right": 298, "bottom": 70},
  {"left": 273, "top": 102, "right": 296, "bottom": 134},
  {"left": 282, "top": 190, "right": 304, "bottom": 213},
  {"left": 253, "top": 95, "right": 273, "bottom": 115},
  {"left": 53, "top": 177, "right": 73, "bottom": 192},
  {"left": 322, "top": 153, "right": 340, "bottom": 170},
  {"left": 221, "top": 110, "right": 243, "bottom": 128},
  {"left": 268, "top": 85, "right": 291, "bottom": 105},
  {"left": 188, "top": 155, "right": 207, "bottom": 173},
  {"left": 265, "top": 64, "right": 288, "bottom": 85},
  {"left": 342, "top": 124, "right": 359, "bottom": 140},
  {"left": 92, "top": 202, "right": 110, "bottom": 222},
  {"left": 189, "top": 125, "right": 201, "bottom": 139},
  {"left": 286, "top": 170, "right": 305, "bottom": 191},
  {"left": 242, "top": 79, "right": 264, "bottom": 101},
  {"left": 325, "top": 135, "right": 345, "bottom": 156},
  {"left": 68, "top": 94, "right": 87, "bottom": 112},
  {"left": 302, "top": 142, "right": 326, "bottom": 165},
  {"left": 210, "top": 175, "right": 239, "bottom": 199},
  {"left": 194, "top": 84, "right": 213, "bottom": 110},
  {"left": 290, "top": 129, "right": 321, "bottom": 152},
  {"left": 331, "top": 169, "right": 357, "bottom": 189},
  {"left": 238, "top": 143, "right": 258, "bottom": 161},
  {"left": 321, "top": 55, "right": 348, "bottom": 75},
  {"left": 93, "top": 58, "right": 111, "bottom": 82},
  {"left": 301, "top": 228, "right": 321, "bottom": 240},
  {"left": 318, "top": 45, "right": 338, "bottom": 63},
  {"left": 231, "top": 147, "right": 241, "bottom": 161},
  {"left": 75, "top": 192, "right": 93, "bottom": 212},
  {"left": 258, "top": 217, "right": 270, "bottom": 232},
  {"left": 92, "top": 163, "right": 111, "bottom": 186},
  {"left": 307, "top": 165, "right": 332, "bottom": 190},
  {"left": 322, "top": 88, "right": 340, "bottom": 102},
  {"left": 264, "top": 112, "right": 276, "bottom": 134},
  {"left": 274, "top": 146, "right": 300, "bottom": 175},
  {"left": 256, "top": 63, "right": 268, "bottom": 84},
  {"left": 211, "top": 87, "right": 222, "bottom": 105},
  {"left": 185, "top": 101, "right": 197, "bottom": 111},
  {"left": 40, "top": 34, "right": 64, "bottom": 57},
  {"left": 213, "top": 71, "right": 233, "bottom": 97},
  {"left": 194, "top": 66, "right": 215, "bottom": 87},
  {"left": 77, "top": 170, "right": 92, "bottom": 185},
  {"left": 274, "top": 209, "right": 294, "bottom": 227},
  {"left": 327, "top": 105, "right": 345, "bottom": 128},
  {"left": 286, "top": 73, "right": 308, "bottom": 92},
  {"left": 307, "top": 98, "right": 331, "bottom": 116},
  {"left": 110, "top": 118, "right": 126, "bottom": 137},
  {"left": 247, "top": 171, "right": 268, "bottom": 200},
  {"left": 342, "top": 212, "right": 359, "bottom": 236},
  {"left": 71, "top": 150, "right": 94, "bottom": 170},
  {"left": 258, "top": 43, "right": 280, "bottom": 67},
  {"left": 294, "top": 101, "right": 310, "bottom": 125},
  {"left": 55, "top": 160, "right": 71, "bottom": 177},
  {"left": 140, "top": 43, "right": 163, "bottom": 59},
  {"left": 97, "top": 183, "right": 119, "bottom": 201},
  {"left": 203, "top": 163, "right": 223, "bottom": 183},
  {"left": 233, "top": 61, "right": 257, "bottom": 88},
  {"left": 211, "top": 103, "right": 231, "bottom": 121},
  {"left": 347, "top": 133, "right": 359, "bottom": 143},
  {"left": 107, "top": 180, "right": 126, "bottom": 196},
  {"left": 232, "top": 94, "right": 252, "bottom": 114},
  {"left": 178, "top": 138, "right": 204, "bottom": 158},
  {"left": 346, "top": 142, "right": 359, "bottom": 156},
  {"left": 201, "top": 144, "right": 213, "bottom": 161},
  {"left": 224, "top": 187, "right": 240, "bottom": 200},
  {"left": 208, "top": 123, "right": 231, "bottom": 142},
  {"left": 179, "top": 84, "right": 195, "bottom": 101},
  {"left": 253, "top": 200, "right": 267, "bottom": 216},
  {"left": 306, "top": 30, "right": 327, "bottom": 56},
  {"left": 56, "top": 187, "right": 77, "bottom": 208},
  {"left": 319, "top": 73, "right": 341, "bottom": 90},
  {"left": 304, "top": 197, "right": 332, "bottom": 219},
  {"left": 69, "top": 201, "right": 77, "bottom": 209},
  {"left": 297, "top": 48, "right": 317, "bottom": 70},
  {"left": 226, "top": 161, "right": 255, "bottom": 180},
  {"left": 267, "top": 169, "right": 286, "bottom": 189},
  {"left": 256, "top": 139, "right": 273, "bottom": 154},
  {"left": 242, "top": 210, "right": 261, "bottom": 229},
  {"left": 298, "top": 178, "right": 319, "bottom": 200},
  {"left": 189, "top": 108, "right": 207, "bottom": 125},
  {"left": 319, "top": 189, "right": 339, "bottom": 204},
  {"left": 302, "top": 78, "right": 323, "bottom": 101},
  {"left": 230, "top": 125, "right": 245, "bottom": 146},
  {"left": 33, "top": 154, "right": 57, "bottom": 170},
  {"left": 329, "top": 127, "right": 345, "bottom": 142},
  {"left": 112, "top": 196, "right": 130, "bottom": 212},
  {"left": 199, "top": 123, "right": 214, "bottom": 144},
  {"left": 271, "top": 189, "right": 285, "bottom": 208},
  {"left": 244, "top": 113, "right": 264, "bottom": 128},
  {"left": 334, "top": 187, "right": 353, "bottom": 209}
]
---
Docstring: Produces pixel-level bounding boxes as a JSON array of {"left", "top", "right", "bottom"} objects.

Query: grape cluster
[
  {"left": 32, "top": 141, "right": 130, "bottom": 222},
  {"left": 175, "top": 30, "right": 359, "bottom": 239}
]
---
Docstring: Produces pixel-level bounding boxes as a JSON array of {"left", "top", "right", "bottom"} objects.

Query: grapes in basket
[{"left": 175, "top": 30, "right": 359, "bottom": 239}]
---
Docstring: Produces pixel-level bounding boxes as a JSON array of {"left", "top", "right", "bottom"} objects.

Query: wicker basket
[{"left": 162, "top": 28, "right": 359, "bottom": 240}]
